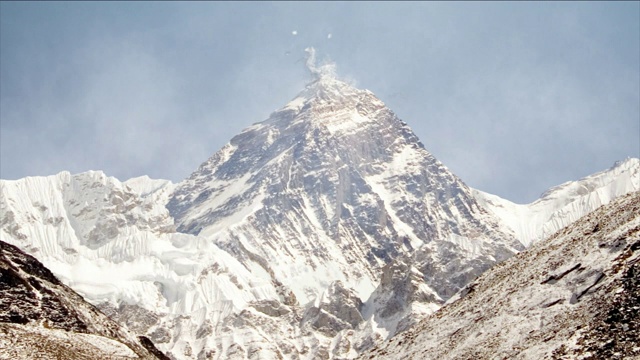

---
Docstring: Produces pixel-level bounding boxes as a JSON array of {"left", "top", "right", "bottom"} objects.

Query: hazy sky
[{"left": 1, "top": 2, "right": 638, "bottom": 203}]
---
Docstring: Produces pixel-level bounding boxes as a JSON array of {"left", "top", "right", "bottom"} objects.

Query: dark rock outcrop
[{"left": 0, "top": 240, "right": 166, "bottom": 359}]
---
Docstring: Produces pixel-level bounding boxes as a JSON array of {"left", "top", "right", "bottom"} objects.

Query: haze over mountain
[{"left": 2, "top": 2, "right": 638, "bottom": 204}]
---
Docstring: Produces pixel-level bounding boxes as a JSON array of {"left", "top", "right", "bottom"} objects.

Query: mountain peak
[{"left": 294, "top": 47, "right": 364, "bottom": 105}]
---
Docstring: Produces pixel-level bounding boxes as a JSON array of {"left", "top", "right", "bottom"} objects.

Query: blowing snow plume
[{"left": 304, "top": 47, "right": 337, "bottom": 80}]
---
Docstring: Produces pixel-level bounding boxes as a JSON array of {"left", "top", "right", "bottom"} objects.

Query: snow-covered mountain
[
  {"left": 1, "top": 51, "right": 638, "bottom": 358},
  {"left": 0, "top": 171, "right": 292, "bottom": 358},
  {"left": 0, "top": 240, "right": 167, "bottom": 359},
  {"left": 362, "top": 190, "right": 640, "bottom": 359},
  {"left": 168, "top": 60, "right": 523, "bottom": 305},
  {"left": 166, "top": 59, "right": 529, "bottom": 345},
  {"left": 0, "top": 65, "right": 519, "bottom": 358},
  {"left": 473, "top": 158, "right": 639, "bottom": 247}
]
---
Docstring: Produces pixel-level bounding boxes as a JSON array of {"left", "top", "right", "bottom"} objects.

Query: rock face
[
  {"left": 0, "top": 240, "right": 167, "bottom": 359},
  {"left": 302, "top": 281, "right": 365, "bottom": 337},
  {"left": 362, "top": 190, "right": 640, "bottom": 360}
]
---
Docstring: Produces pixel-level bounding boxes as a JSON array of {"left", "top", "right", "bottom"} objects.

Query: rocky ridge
[
  {"left": 362, "top": 190, "right": 640, "bottom": 359},
  {"left": 0, "top": 240, "right": 167, "bottom": 359}
]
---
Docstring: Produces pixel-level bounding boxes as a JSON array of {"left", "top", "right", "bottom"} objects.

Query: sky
[{"left": 1, "top": 2, "right": 638, "bottom": 204}]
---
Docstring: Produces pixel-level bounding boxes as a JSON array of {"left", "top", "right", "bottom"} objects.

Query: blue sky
[{"left": 1, "top": 2, "right": 638, "bottom": 203}]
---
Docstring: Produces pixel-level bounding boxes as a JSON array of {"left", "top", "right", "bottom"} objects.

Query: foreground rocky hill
[
  {"left": 362, "top": 190, "right": 640, "bottom": 359},
  {"left": 0, "top": 240, "right": 167, "bottom": 359}
]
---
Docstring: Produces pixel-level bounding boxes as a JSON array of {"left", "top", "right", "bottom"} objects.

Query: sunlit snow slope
[
  {"left": 473, "top": 158, "right": 639, "bottom": 247},
  {"left": 0, "top": 171, "right": 284, "bottom": 358}
]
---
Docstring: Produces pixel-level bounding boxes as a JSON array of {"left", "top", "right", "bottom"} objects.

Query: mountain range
[{"left": 1, "top": 55, "right": 638, "bottom": 359}]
